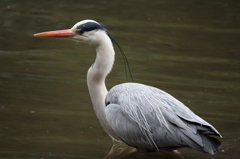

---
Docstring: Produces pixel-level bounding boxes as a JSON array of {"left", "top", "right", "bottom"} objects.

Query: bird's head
[
  {"left": 34, "top": 19, "right": 108, "bottom": 45},
  {"left": 34, "top": 19, "right": 133, "bottom": 81}
]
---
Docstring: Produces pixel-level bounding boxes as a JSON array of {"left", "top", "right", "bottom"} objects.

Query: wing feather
[{"left": 105, "top": 83, "right": 221, "bottom": 153}]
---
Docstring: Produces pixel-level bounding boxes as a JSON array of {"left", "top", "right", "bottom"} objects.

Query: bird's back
[{"left": 105, "top": 82, "right": 221, "bottom": 154}]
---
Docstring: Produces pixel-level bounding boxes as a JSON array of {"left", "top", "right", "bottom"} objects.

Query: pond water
[{"left": 0, "top": 0, "right": 239, "bottom": 159}]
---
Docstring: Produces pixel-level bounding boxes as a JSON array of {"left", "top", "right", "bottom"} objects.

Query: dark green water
[{"left": 0, "top": 0, "right": 239, "bottom": 159}]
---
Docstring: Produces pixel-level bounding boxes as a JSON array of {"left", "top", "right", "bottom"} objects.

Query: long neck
[{"left": 87, "top": 33, "right": 119, "bottom": 140}]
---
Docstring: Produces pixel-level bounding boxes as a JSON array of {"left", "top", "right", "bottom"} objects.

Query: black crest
[
  {"left": 76, "top": 21, "right": 133, "bottom": 82},
  {"left": 76, "top": 22, "right": 106, "bottom": 32}
]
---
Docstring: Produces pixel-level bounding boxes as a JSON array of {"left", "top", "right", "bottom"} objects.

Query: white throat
[{"left": 86, "top": 32, "right": 118, "bottom": 139}]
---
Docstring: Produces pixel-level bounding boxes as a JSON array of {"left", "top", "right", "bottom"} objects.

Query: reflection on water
[
  {"left": 0, "top": 0, "right": 239, "bottom": 159},
  {"left": 104, "top": 141, "right": 183, "bottom": 159}
]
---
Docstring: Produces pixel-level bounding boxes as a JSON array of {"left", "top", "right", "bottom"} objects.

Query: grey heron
[{"left": 34, "top": 19, "right": 222, "bottom": 155}]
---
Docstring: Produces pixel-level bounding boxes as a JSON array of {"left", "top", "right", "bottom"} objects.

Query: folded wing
[{"left": 105, "top": 83, "right": 221, "bottom": 154}]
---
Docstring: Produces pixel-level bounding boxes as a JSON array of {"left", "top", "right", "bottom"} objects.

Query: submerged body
[{"left": 34, "top": 19, "right": 221, "bottom": 155}]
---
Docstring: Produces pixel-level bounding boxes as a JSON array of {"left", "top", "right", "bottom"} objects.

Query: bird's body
[
  {"left": 34, "top": 19, "right": 221, "bottom": 155},
  {"left": 106, "top": 83, "right": 221, "bottom": 154}
]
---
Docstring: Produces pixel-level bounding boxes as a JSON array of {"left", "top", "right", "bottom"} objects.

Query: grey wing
[
  {"left": 105, "top": 83, "right": 221, "bottom": 154},
  {"left": 105, "top": 103, "right": 158, "bottom": 149}
]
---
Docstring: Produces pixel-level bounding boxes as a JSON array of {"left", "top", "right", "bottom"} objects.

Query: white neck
[{"left": 86, "top": 32, "right": 119, "bottom": 140}]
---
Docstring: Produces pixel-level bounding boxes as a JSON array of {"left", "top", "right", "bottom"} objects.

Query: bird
[{"left": 34, "top": 19, "right": 222, "bottom": 155}]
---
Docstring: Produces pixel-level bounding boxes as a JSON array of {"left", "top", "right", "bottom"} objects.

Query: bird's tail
[{"left": 189, "top": 132, "right": 221, "bottom": 155}]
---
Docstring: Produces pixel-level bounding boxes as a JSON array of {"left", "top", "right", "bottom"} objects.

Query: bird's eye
[{"left": 77, "top": 30, "right": 84, "bottom": 35}]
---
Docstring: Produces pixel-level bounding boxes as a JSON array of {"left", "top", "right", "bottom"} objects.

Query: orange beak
[{"left": 34, "top": 29, "right": 76, "bottom": 38}]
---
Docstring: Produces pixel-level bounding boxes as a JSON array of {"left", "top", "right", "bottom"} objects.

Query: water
[{"left": 0, "top": 0, "right": 239, "bottom": 159}]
